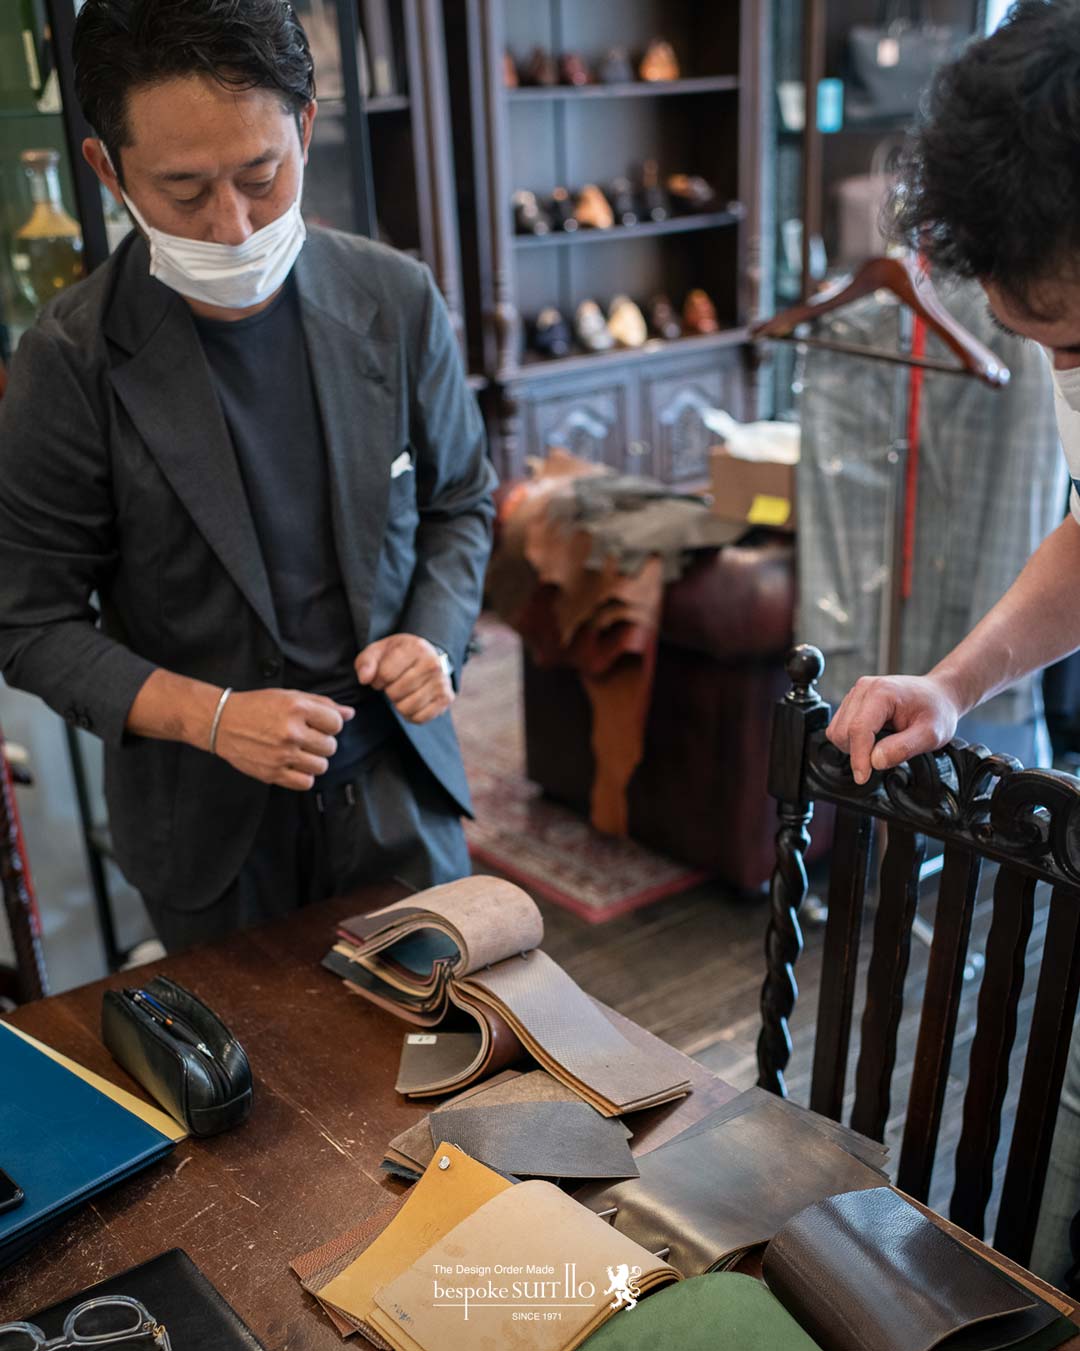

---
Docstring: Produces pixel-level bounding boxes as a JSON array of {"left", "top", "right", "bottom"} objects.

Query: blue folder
[{"left": 0, "top": 1023, "right": 174, "bottom": 1266}]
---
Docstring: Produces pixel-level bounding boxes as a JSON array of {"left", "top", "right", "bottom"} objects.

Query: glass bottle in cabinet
[{"left": 12, "top": 148, "right": 84, "bottom": 307}]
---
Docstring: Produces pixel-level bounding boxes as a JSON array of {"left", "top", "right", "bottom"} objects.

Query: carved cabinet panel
[
  {"left": 640, "top": 350, "right": 748, "bottom": 484},
  {"left": 504, "top": 371, "right": 635, "bottom": 477}
]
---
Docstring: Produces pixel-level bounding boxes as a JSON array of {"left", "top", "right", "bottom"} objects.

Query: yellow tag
[{"left": 747, "top": 493, "right": 792, "bottom": 526}]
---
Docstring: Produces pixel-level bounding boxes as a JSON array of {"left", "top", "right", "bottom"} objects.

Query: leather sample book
[
  {"left": 323, "top": 877, "right": 691, "bottom": 1114},
  {"left": 12, "top": 1248, "right": 265, "bottom": 1349},
  {"left": 294, "top": 1144, "right": 676, "bottom": 1348},
  {"left": 580, "top": 1273, "right": 823, "bottom": 1350},
  {"left": 762, "top": 1187, "right": 1077, "bottom": 1351},
  {"left": 573, "top": 1090, "right": 887, "bottom": 1273},
  {"left": 0, "top": 1022, "right": 177, "bottom": 1269}
]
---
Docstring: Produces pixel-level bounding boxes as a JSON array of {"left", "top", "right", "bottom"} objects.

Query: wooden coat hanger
[{"left": 752, "top": 254, "right": 1010, "bottom": 389}]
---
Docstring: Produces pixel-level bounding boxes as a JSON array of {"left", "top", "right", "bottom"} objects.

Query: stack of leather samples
[
  {"left": 323, "top": 877, "right": 691, "bottom": 1115},
  {"left": 292, "top": 1144, "right": 677, "bottom": 1349},
  {"left": 383, "top": 1068, "right": 639, "bottom": 1183},
  {"left": 573, "top": 1088, "right": 889, "bottom": 1273}
]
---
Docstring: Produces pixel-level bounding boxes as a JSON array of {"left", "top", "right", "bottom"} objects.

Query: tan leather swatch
[
  {"left": 370, "top": 1179, "right": 679, "bottom": 1351},
  {"left": 316, "top": 1144, "right": 512, "bottom": 1327}
]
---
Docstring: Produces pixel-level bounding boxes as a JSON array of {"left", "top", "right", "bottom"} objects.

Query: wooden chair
[
  {"left": 0, "top": 721, "right": 47, "bottom": 1004},
  {"left": 757, "top": 645, "right": 1080, "bottom": 1267}
]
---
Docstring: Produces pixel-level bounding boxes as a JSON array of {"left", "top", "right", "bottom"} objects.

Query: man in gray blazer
[{"left": 0, "top": 0, "right": 496, "bottom": 951}]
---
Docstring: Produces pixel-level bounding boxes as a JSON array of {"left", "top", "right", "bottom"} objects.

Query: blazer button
[{"left": 260, "top": 657, "right": 281, "bottom": 680}]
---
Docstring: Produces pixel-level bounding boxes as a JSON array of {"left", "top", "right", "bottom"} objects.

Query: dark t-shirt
[{"left": 193, "top": 274, "right": 394, "bottom": 781}]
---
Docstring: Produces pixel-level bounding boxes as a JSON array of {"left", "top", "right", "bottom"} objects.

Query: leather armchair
[{"left": 523, "top": 536, "right": 830, "bottom": 892}]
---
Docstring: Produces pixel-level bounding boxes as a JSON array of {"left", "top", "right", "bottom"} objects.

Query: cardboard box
[{"left": 709, "top": 443, "right": 796, "bottom": 532}]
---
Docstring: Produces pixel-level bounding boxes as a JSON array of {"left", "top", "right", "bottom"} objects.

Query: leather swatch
[
  {"left": 385, "top": 1069, "right": 586, "bottom": 1178},
  {"left": 291, "top": 1196, "right": 405, "bottom": 1337},
  {"left": 429, "top": 1101, "right": 638, "bottom": 1180},
  {"left": 327, "top": 878, "right": 690, "bottom": 1115},
  {"left": 658, "top": 1086, "right": 889, "bottom": 1174},
  {"left": 579, "top": 1273, "right": 823, "bottom": 1350},
  {"left": 314, "top": 1144, "right": 512, "bottom": 1338},
  {"left": 369, "top": 1178, "right": 679, "bottom": 1351},
  {"left": 573, "top": 1094, "right": 885, "bottom": 1274},
  {"left": 762, "top": 1187, "right": 1071, "bottom": 1351}
]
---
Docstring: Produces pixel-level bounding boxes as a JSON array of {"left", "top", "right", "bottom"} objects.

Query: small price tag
[
  {"left": 406, "top": 1034, "right": 438, "bottom": 1045},
  {"left": 877, "top": 36, "right": 901, "bottom": 68}
]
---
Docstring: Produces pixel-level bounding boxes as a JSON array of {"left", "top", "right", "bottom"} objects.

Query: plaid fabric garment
[{"left": 796, "top": 276, "right": 1065, "bottom": 726}]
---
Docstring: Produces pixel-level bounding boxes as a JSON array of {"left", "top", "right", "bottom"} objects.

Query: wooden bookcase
[{"left": 444, "top": 0, "right": 770, "bottom": 482}]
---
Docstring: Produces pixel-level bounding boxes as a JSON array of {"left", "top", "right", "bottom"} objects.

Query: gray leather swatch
[{"left": 429, "top": 1100, "right": 639, "bottom": 1179}]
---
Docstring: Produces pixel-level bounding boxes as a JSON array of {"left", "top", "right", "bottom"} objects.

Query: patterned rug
[{"left": 454, "top": 615, "right": 708, "bottom": 923}]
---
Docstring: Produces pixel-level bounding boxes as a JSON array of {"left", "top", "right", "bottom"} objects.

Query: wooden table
[{"left": 0, "top": 886, "right": 740, "bottom": 1347}]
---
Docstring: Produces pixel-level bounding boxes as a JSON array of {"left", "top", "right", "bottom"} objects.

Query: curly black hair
[
  {"left": 897, "top": 0, "right": 1080, "bottom": 311},
  {"left": 73, "top": 0, "right": 315, "bottom": 179}
]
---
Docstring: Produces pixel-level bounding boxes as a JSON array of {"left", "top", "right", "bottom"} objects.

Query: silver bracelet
[{"left": 208, "top": 687, "right": 233, "bottom": 756}]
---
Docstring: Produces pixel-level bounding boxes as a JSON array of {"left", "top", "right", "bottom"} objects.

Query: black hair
[
  {"left": 73, "top": 0, "right": 315, "bottom": 181},
  {"left": 896, "top": 0, "right": 1080, "bottom": 314}
]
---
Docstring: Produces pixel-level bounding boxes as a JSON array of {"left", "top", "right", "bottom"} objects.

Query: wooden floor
[{"left": 536, "top": 845, "right": 1053, "bottom": 1234}]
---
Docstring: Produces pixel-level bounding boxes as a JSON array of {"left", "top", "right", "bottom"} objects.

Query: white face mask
[
  {"left": 1052, "top": 362, "right": 1080, "bottom": 415},
  {"left": 110, "top": 148, "right": 307, "bottom": 309}
]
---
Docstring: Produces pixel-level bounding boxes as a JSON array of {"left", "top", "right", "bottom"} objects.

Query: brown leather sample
[
  {"left": 573, "top": 1094, "right": 885, "bottom": 1274},
  {"left": 326, "top": 878, "right": 691, "bottom": 1115},
  {"left": 369, "top": 1179, "right": 679, "bottom": 1351},
  {"left": 763, "top": 1188, "right": 1069, "bottom": 1351},
  {"left": 291, "top": 1195, "right": 405, "bottom": 1338},
  {"left": 429, "top": 1101, "right": 638, "bottom": 1180}
]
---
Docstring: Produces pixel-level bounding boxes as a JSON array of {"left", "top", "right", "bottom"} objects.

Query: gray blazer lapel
[
  {"left": 295, "top": 244, "right": 398, "bottom": 649},
  {"left": 106, "top": 250, "right": 281, "bottom": 645}
]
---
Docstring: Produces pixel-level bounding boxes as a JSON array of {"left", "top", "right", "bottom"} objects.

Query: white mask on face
[
  {"left": 1051, "top": 362, "right": 1080, "bottom": 415},
  {"left": 106, "top": 145, "right": 306, "bottom": 309}
]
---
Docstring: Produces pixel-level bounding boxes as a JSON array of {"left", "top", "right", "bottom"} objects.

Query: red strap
[{"left": 902, "top": 311, "right": 927, "bottom": 601}]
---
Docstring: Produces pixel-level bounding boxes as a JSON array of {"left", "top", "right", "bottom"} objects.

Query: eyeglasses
[{"left": 0, "top": 1296, "right": 171, "bottom": 1350}]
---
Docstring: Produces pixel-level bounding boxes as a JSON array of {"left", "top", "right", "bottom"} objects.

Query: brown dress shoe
[
  {"left": 522, "top": 46, "right": 558, "bottom": 86},
  {"left": 575, "top": 183, "right": 615, "bottom": 229},
  {"left": 667, "top": 173, "right": 718, "bottom": 213},
  {"left": 503, "top": 49, "right": 519, "bottom": 88},
  {"left": 639, "top": 38, "right": 680, "bottom": 82},
  {"left": 683, "top": 289, "right": 719, "bottom": 335},
  {"left": 559, "top": 52, "right": 592, "bottom": 86},
  {"left": 648, "top": 293, "right": 682, "bottom": 340}
]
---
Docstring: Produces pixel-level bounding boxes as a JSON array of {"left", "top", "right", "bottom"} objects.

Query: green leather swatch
[{"left": 580, "top": 1273, "right": 822, "bottom": 1350}]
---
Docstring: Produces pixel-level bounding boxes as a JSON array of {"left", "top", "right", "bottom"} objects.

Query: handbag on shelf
[{"left": 848, "top": 0, "right": 966, "bottom": 121}]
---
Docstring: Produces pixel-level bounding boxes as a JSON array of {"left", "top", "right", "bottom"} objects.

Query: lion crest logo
[{"left": 604, "top": 1263, "right": 643, "bottom": 1312}]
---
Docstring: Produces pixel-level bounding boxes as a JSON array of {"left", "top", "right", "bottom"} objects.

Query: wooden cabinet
[{"left": 446, "top": 0, "right": 770, "bottom": 480}]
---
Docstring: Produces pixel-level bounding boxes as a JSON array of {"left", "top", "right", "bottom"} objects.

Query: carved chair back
[
  {"left": 0, "top": 722, "right": 47, "bottom": 1003},
  {"left": 757, "top": 645, "right": 1080, "bottom": 1266}
]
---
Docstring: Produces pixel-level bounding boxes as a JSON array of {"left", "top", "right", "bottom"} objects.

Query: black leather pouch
[{"left": 102, "top": 976, "right": 253, "bottom": 1137}]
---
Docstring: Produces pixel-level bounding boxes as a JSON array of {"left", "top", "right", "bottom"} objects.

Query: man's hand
[
  {"left": 214, "top": 690, "right": 355, "bottom": 790},
  {"left": 355, "top": 634, "right": 453, "bottom": 725},
  {"left": 826, "top": 674, "right": 963, "bottom": 785}
]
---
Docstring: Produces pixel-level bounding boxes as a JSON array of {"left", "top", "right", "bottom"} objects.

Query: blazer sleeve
[
  {"left": 400, "top": 270, "right": 498, "bottom": 680},
  {"left": 0, "top": 322, "right": 157, "bottom": 747}
]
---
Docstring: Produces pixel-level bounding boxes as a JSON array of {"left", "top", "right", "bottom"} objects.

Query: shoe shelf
[
  {"left": 507, "top": 75, "right": 741, "bottom": 102},
  {"left": 513, "top": 325, "right": 750, "bottom": 380},
  {"left": 513, "top": 208, "right": 744, "bottom": 250},
  {"left": 444, "top": 0, "right": 769, "bottom": 481}
]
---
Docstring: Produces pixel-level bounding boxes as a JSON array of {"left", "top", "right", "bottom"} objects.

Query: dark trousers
[{"left": 144, "top": 733, "right": 470, "bottom": 953}]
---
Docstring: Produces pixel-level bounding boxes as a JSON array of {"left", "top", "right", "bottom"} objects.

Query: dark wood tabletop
[{"left": 0, "top": 885, "right": 740, "bottom": 1348}]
